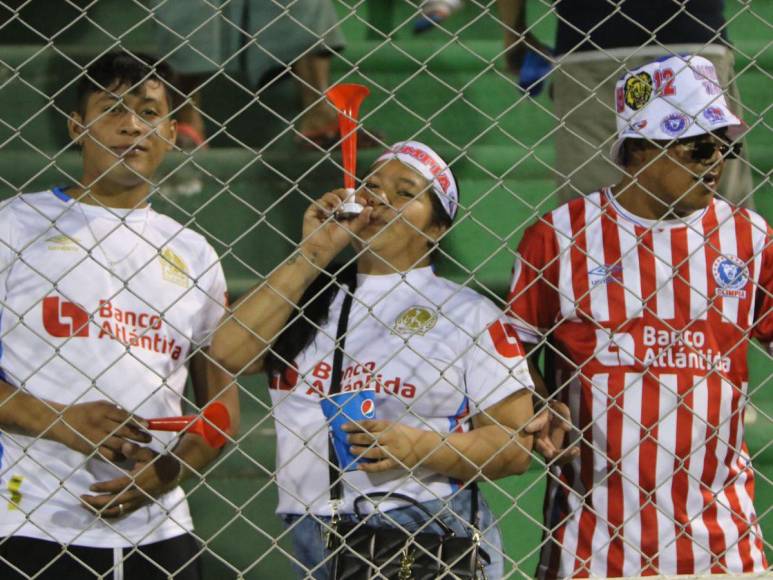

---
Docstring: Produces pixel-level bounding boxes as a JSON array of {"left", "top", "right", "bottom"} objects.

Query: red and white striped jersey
[{"left": 508, "top": 189, "right": 772, "bottom": 578}]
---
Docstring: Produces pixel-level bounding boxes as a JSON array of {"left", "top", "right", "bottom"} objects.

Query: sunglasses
[{"left": 676, "top": 139, "right": 743, "bottom": 163}]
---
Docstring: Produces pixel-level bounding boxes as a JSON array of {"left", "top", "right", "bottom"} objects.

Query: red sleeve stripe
[{"left": 744, "top": 208, "right": 767, "bottom": 329}]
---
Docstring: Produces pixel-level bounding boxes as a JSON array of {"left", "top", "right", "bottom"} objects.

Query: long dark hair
[
  {"left": 264, "top": 261, "right": 358, "bottom": 379},
  {"left": 264, "top": 175, "right": 457, "bottom": 379}
]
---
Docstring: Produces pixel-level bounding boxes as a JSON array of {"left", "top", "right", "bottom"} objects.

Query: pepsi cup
[{"left": 320, "top": 389, "right": 376, "bottom": 472}]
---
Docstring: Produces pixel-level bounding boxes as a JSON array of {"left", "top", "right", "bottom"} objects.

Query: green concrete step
[{"left": 1, "top": 33, "right": 770, "bottom": 151}]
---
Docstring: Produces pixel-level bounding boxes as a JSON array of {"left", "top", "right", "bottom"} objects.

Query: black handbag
[
  {"left": 331, "top": 492, "right": 491, "bottom": 580},
  {"left": 324, "top": 286, "right": 490, "bottom": 579}
]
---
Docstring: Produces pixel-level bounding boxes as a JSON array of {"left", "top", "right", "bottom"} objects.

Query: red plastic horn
[
  {"left": 147, "top": 401, "right": 231, "bottom": 449},
  {"left": 326, "top": 83, "right": 370, "bottom": 190}
]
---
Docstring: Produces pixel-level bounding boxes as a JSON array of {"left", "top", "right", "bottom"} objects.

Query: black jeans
[{"left": 0, "top": 533, "right": 202, "bottom": 579}]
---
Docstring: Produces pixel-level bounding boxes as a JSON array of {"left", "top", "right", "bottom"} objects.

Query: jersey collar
[
  {"left": 603, "top": 187, "right": 708, "bottom": 230},
  {"left": 51, "top": 187, "right": 152, "bottom": 223}
]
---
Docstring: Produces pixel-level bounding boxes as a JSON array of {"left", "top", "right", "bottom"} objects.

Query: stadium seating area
[{"left": 0, "top": 0, "right": 770, "bottom": 576}]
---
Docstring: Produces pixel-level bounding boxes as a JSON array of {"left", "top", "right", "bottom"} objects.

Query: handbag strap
[
  {"left": 326, "top": 283, "right": 482, "bottom": 534},
  {"left": 328, "top": 284, "right": 355, "bottom": 504}
]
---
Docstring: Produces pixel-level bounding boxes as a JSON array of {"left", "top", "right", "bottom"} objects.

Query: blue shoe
[{"left": 519, "top": 48, "right": 553, "bottom": 97}]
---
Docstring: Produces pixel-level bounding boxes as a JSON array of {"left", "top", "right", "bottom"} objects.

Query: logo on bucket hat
[
  {"left": 703, "top": 107, "right": 726, "bottom": 125},
  {"left": 660, "top": 113, "right": 689, "bottom": 136},
  {"left": 624, "top": 72, "right": 653, "bottom": 111}
]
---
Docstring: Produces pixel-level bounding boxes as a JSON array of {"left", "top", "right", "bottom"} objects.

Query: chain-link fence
[{"left": 0, "top": 0, "right": 771, "bottom": 578}]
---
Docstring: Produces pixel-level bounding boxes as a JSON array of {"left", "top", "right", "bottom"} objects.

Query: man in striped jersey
[{"left": 508, "top": 54, "right": 771, "bottom": 577}]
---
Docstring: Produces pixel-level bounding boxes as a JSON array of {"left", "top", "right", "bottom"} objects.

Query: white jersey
[
  {"left": 0, "top": 190, "right": 227, "bottom": 548},
  {"left": 269, "top": 266, "right": 533, "bottom": 515}
]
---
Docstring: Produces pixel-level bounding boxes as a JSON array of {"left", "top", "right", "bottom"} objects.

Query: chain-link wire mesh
[{"left": 0, "top": 0, "right": 770, "bottom": 578}]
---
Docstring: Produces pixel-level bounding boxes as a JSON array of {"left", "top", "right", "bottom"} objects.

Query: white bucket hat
[{"left": 610, "top": 55, "right": 743, "bottom": 165}]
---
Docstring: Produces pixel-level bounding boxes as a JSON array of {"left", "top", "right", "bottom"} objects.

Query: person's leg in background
[
  {"left": 248, "top": 0, "right": 381, "bottom": 149},
  {"left": 293, "top": 52, "right": 339, "bottom": 145},
  {"left": 552, "top": 57, "right": 624, "bottom": 204},
  {"left": 153, "top": 0, "right": 233, "bottom": 149}
]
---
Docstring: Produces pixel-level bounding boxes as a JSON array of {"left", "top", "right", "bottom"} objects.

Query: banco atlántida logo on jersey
[
  {"left": 271, "top": 360, "right": 418, "bottom": 399},
  {"left": 393, "top": 306, "right": 438, "bottom": 336},
  {"left": 42, "top": 296, "right": 182, "bottom": 360},
  {"left": 159, "top": 247, "right": 190, "bottom": 288}
]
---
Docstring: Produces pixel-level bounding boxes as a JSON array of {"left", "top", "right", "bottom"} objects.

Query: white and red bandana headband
[{"left": 375, "top": 141, "right": 459, "bottom": 220}]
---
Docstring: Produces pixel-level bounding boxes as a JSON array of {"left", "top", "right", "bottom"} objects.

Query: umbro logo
[{"left": 589, "top": 264, "right": 623, "bottom": 287}]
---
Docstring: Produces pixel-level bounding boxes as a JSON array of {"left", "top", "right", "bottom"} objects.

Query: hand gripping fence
[{"left": 0, "top": 0, "right": 770, "bottom": 578}]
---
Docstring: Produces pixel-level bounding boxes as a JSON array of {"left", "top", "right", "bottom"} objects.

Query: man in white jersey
[
  {"left": 507, "top": 55, "right": 771, "bottom": 577},
  {"left": 0, "top": 52, "right": 238, "bottom": 579}
]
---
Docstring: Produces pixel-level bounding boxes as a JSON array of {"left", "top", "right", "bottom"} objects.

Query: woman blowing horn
[{"left": 212, "top": 141, "right": 549, "bottom": 579}]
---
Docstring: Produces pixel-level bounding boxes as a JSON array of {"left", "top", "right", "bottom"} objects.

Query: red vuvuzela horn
[
  {"left": 326, "top": 83, "right": 370, "bottom": 193},
  {"left": 147, "top": 401, "right": 231, "bottom": 449}
]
